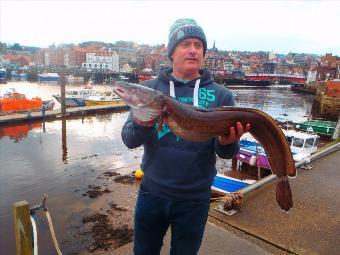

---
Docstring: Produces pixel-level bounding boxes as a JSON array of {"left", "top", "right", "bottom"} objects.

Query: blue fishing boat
[
  {"left": 211, "top": 174, "right": 255, "bottom": 195},
  {"left": 11, "top": 71, "right": 28, "bottom": 81},
  {"left": 38, "top": 73, "right": 60, "bottom": 83}
]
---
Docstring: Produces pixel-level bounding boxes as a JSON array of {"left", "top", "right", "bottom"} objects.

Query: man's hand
[
  {"left": 132, "top": 108, "right": 159, "bottom": 127},
  {"left": 218, "top": 122, "right": 251, "bottom": 145},
  {"left": 133, "top": 116, "right": 157, "bottom": 127}
]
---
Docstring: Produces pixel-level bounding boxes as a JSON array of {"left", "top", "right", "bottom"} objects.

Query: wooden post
[
  {"left": 13, "top": 201, "right": 32, "bottom": 255},
  {"left": 231, "top": 157, "right": 237, "bottom": 171},
  {"left": 60, "top": 68, "right": 66, "bottom": 117},
  {"left": 62, "top": 118, "right": 68, "bottom": 163}
]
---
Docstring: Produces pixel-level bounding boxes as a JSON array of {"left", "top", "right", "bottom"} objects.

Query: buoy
[{"left": 135, "top": 169, "right": 144, "bottom": 180}]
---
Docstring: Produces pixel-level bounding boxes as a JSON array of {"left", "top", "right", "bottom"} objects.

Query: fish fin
[{"left": 276, "top": 177, "right": 293, "bottom": 212}]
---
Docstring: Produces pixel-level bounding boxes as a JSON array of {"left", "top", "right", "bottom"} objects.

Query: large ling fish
[{"left": 113, "top": 81, "right": 296, "bottom": 211}]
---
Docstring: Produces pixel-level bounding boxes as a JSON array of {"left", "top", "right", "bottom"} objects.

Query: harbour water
[{"left": 0, "top": 82, "right": 314, "bottom": 254}]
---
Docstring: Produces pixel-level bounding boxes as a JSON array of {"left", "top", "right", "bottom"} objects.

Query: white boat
[
  {"left": 53, "top": 88, "right": 97, "bottom": 107},
  {"left": 237, "top": 130, "right": 320, "bottom": 166},
  {"left": 282, "top": 129, "right": 320, "bottom": 162},
  {"left": 84, "top": 91, "right": 123, "bottom": 106},
  {"left": 66, "top": 75, "right": 85, "bottom": 84},
  {"left": 115, "top": 75, "right": 129, "bottom": 81}
]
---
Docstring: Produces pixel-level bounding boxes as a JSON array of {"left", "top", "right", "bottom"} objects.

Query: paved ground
[
  {"left": 113, "top": 222, "right": 269, "bottom": 255},
  {"left": 210, "top": 149, "right": 340, "bottom": 255}
]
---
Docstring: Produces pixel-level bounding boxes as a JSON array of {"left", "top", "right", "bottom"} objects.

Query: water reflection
[
  {"left": 62, "top": 118, "right": 68, "bottom": 163},
  {"left": 231, "top": 86, "right": 314, "bottom": 122},
  {"left": 0, "top": 122, "right": 42, "bottom": 143},
  {"left": 0, "top": 111, "right": 143, "bottom": 254}
]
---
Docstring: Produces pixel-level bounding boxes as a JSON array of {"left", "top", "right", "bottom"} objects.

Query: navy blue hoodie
[{"left": 121, "top": 68, "right": 239, "bottom": 200}]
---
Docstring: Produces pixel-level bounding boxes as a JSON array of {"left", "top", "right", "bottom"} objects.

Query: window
[
  {"left": 293, "top": 138, "right": 304, "bottom": 148},
  {"left": 314, "top": 137, "right": 319, "bottom": 147},
  {"left": 304, "top": 138, "right": 314, "bottom": 148},
  {"left": 286, "top": 136, "right": 292, "bottom": 146}
]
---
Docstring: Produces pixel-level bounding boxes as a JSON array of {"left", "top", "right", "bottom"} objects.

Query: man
[{"left": 122, "top": 18, "right": 250, "bottom": 255}]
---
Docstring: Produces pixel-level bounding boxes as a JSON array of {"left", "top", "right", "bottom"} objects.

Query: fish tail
[{"left": 276, "top": 176, "right": 293, "bottom": 212}]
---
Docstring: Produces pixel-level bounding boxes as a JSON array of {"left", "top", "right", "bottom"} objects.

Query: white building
[
  {"left": 121, "top": 63, "right": 133, "bottom": 73},
  {"left": 224, "top": 62, "right": 234, "bottom": 72},
  {"left": 307, "top": 69, "right": 318, "bottom": 83},
  {"left": 82, "top": 51, "right": 119, "bottom": 72},
  {"left": 44, "top": 52, "right": 49, "bottom": 66},
  {"left": 64, "top": 53, "right": 70, "bottom": 67},
  {"left": 268, "top": 52, "right": 277, "bottom": 61}
]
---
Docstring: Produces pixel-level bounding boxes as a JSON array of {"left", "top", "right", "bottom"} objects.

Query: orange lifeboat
[{"left": 0, "top": 89, "right": 42, "bottom": 113}]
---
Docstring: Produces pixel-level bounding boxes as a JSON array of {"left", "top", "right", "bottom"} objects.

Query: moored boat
[
  {"left": 211, "top": 174, "right": 255, "bottom": 196},
  {"left": 0, "top": 88, "right": 42, "bottom": 113},
  {"left": 11, "top": 71, "right": 28, "bottom": 81},
  {"left": 38, "top": 73, "right": 60, "bottom": 83},
  {"left": 235, "top": 130, "right": 320, "bottom": 170},
  {"left": 115, "top": 75, "right": 129, "bottom": 82},
  {"left": 53, "top": 88, "right": 97, "bottom": 107},
  {"left": 294, "top": 119, "right": 337, "bottom": 137},
  {"left": 291, "top": 83, "right": 316, "bottom": 95},
  {"left": 66, "top": 75, "right": 85, "bottom": 84},
  {"left": 84, "top": 92, "right": 124, "bottom": 106}
]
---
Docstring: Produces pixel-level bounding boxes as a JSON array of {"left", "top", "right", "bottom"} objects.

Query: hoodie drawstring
[{"left": 169, "top": 79, "right": 201, "bottom": 107}]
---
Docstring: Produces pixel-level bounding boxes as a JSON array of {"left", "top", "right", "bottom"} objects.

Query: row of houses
[
  {"left": 307, "top": 54, "right": 340, "bottom": 83},
  {"left": 0, "top": 41, "right": 327, "bottom": 76}
]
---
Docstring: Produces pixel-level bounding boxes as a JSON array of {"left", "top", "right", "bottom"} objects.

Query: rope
[
  {"left": 45, "top": 210, "right": 63, "bottom": 255},
  {"left": 211, "top": 192, "right": 244, "bottom": 211},
  {"left": 30, "top": 215, "right": 38, "bottom": 255},
  {"left": 30, "top": 194, "right": 63, "bottom": 255}
]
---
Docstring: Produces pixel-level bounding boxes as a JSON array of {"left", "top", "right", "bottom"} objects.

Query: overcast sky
[{"left": 1, "top": 1, "right": 339, "bottom": 55}]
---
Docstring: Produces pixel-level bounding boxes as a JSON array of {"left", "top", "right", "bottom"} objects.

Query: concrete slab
[{"left": 210, "top": 149, "right": 340, "bottom": 255}]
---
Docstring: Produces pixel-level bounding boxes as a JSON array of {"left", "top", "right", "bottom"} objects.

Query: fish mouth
[
  {"left": 113, "top": 87, "right": 127, "bottom": 99},
  {"left": 113, "top": 86, "right": 137, "bottom": 107},
  {"left": 112, "top": 82, "right": 158, "bottom": 108}
]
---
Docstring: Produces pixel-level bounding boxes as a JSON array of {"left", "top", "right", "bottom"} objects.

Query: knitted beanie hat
[{"left": 167, "top": 18, "right": 207, "bottom": 59}]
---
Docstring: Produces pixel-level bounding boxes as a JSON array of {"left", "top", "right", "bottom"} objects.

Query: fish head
[{"left": 113, "top": 81, "right": 164, "bottom": 109}]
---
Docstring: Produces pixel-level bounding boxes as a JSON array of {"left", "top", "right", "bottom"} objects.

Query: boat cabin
[
  {"left": 283, "top": 130, "right": 320, "bottom": 161},
  {"left": 65, "top": 88, "right": 96, "bottom": 98}
]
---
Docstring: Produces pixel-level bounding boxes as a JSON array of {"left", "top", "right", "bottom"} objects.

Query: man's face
[{"left": 171, "top": 38, "right": 204, "bottom": 75}]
